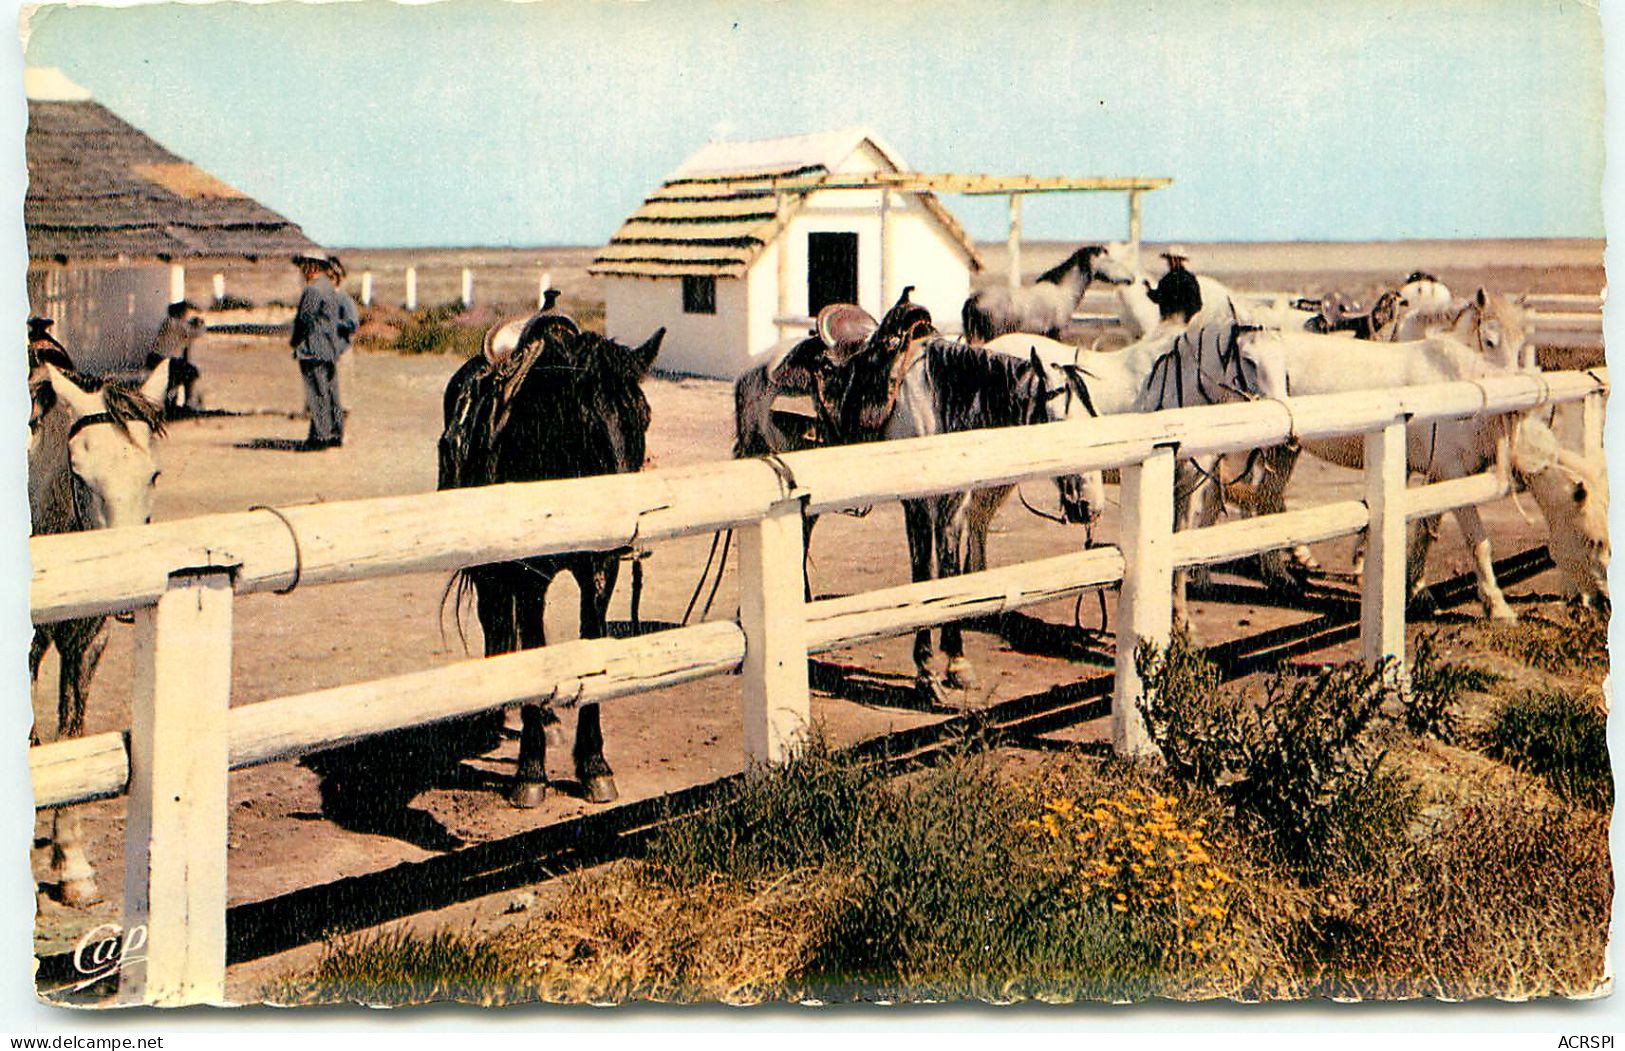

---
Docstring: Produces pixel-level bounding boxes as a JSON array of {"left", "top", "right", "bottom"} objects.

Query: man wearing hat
[
  {"left": 1147, "top": 245, "right": 1203, "bottom": 324},
  {"left": 290, "top": 250, "right": 347, "bottom": 449}
]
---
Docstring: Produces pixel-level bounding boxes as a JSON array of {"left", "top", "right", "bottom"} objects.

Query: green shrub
[
  {"left": 211, "top": 292, "right": 255, "bottom": 310},
  {"left": 393, "top": 302, "right": 486, "bottom": 356},
  {"left": 1485, "top": 688, "right": 1612, "bottom": 809},
  {"left": 269, "top": 928, "right": 529, "bottom": 1006},
  {"left": 1405, "top": 633, "right": 1500, "bottom": 744},
  {"left": 1136, "top": 636, "right": 1417, "bottom": 880},
  {"left": 1484, "top": 608, "right": 1609, "bottom": 679}
]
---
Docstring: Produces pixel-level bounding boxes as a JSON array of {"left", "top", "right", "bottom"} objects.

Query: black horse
[{"left": 438, "top": 311, "right": 664, "bottom": 807}]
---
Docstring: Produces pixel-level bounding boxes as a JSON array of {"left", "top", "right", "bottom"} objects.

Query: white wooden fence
[{"left": 28, "top": 368, "right": 1607, "bottom": 1005}]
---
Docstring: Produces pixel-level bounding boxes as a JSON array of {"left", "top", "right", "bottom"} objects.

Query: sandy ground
[{"left": 32, "top": 242, "right": 1600, "bottom": 1003}]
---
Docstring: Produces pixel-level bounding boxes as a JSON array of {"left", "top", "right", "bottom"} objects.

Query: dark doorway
[{"left": 807, "top": 232, "right": 859, "bottom": 315}]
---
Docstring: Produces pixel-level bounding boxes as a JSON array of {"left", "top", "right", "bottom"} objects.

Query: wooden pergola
[{"left": 766, "top": 171, "right": 1173, "bottom": 292}]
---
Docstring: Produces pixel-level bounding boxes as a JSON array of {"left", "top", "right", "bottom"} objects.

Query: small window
[{"left": 682, "top": 275, "right": 716, "bottom": 315}]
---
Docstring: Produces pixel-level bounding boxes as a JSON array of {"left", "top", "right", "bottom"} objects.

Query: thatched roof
[
  {"left": 590, "top": 128, "right": 982, "bottom": 280},
  {"left": 25, "top": 76, "right": 319, "bottom": 262}
]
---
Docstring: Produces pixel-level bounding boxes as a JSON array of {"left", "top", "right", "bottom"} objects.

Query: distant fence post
[
  {"left": 168, "top": 264, "right": 185, "bottom": 306},
  {"left": 1112, "top": 445, "right": 1174, "bottom": 758},
  {"left": 461, "top": 268, "right": 474, "bottom": 309},
  {"left": 210, "top": 273, "right": 225, "bottom": 306},
  {"left": 405, "top": 267, "right": 418, "bottom": 311},
  {"left": 538, "top": 271, "right": 552, "bottom": 310},
  {"left": 1582, "top": 390, "right": 1605, "bottom": 462},
  {"left": 360, "top": 271, "right": 373, "bottom": 307},
  {"left": 118, "top": 568, "right": 234, "bottom": 1007},
  {"left": 1360, "top": 419, "right": 1408, "bottom": 669},
  {"left": 738, "top": 496, "right": 811, "bottom": 764}
]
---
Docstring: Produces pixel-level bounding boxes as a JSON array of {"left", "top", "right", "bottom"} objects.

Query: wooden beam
[
  {"left": 1361, "top": 420, "right": 1408, "bottom": 668},
  {"left": 1007, "top": 194, "right": 1023, "bottom": 293},
  {"left": 738, "top": 498, "right": 811, "bottom": 764},
  {"left": 767, "top": 172, "right": 1175, "bottom": 196},
  {"left": 1114, "top": 447, "right": 1175, "bottom": 758},
  {"left": 119, "top": 570, "right": 233, "bottom": 1007}
]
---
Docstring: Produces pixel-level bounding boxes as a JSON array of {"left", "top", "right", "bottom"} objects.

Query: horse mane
[
  {"left": 921, "top": 338, "right": 1034, "bottom": 431},
  {"left": 1036, "top": 246, "right": 1102, "bottom": 286},
  {"left": 45, "top": 370, "right": 167, "bottom": 439}
]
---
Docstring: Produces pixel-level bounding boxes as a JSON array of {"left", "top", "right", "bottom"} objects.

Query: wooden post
[
  {"left": 360, "top": 271, "right": 373, "bottom": 307},
  {"left": 210, "top": 273, "right": 225, "bottom": 306},
  {"left": 1127, "top": 190, "right": 1144, "bottom": 270},
  {"left": 461, "top": 267, "right": 474, "bottom": 308},
  {"left": 737, "top": 497, "right": 810, "bottom": 765},
  {"left": 168, "top": 264, "right": 185, "bottom": 305},
  {"left": 1361, "top": 420, "right": 1408, "bottom": 668},
  {"left": 878, "top": 188, "right": 892, "bottom": 309},
  {"left": 537, "top": 270, "right": 552, "bottom": 309},
  {"left": 1581, "top": 390, "right": 1605, "bottom": 461},
  {"left": 1113, "top": 445, "right": 1174, "bottom": 758},
  {"left": 118, "top": 569, "right": 234, "bottom": 1006},
  {"left": 405, "top": 266, "right": 418, "bottom": 311},
  {"left": 1007, "top": 193, "right": 1023, "bottom": 292}
]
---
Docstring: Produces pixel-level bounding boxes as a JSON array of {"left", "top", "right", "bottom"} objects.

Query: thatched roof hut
[{"left": 25, "top": 68, "right": 317, "bottom": 263}]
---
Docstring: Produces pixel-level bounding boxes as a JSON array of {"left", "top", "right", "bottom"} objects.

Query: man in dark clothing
[
  {"left": 147, "top": 300, "right": 204, "bottom": 412},
  {"left": 290, "top": 250, "right": 347, "bottom": 449},
  {"left": 1147, "top": 246, "right": 1203, "bottom": 323}
]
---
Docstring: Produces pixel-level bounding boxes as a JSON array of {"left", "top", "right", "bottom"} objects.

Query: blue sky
[{"left": 18, "top": 0, "right": 1610, "bottom": 248}]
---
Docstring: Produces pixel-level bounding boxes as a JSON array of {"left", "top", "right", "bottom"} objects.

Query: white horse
[
  {"left": 30, "top": 360, "right": 169, "bottom": 906},
  {"left": 1217, "top": 316, "right": 1604, "bottom": 619},
  {"left": 962, "top": 244, "right": 1136, "bottom": 343}
]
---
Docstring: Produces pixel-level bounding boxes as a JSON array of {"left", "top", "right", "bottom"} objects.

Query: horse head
[
  {"left": 38, "top": 362, "right": 168, "bottom": 531},
  {"left": 1090, "top": 242, "right": 1138, "bottom": 286},
  {"left": 1512, "top": 419, "right": 1609, "bottom": 610},
  {"left": 1455, "top": 288, "right": 1529, "bottom": 372}
]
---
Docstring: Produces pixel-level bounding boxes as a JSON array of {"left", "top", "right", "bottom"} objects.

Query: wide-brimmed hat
[
  {"left": 1161, "top": 245, "right": 1191, "bottom": 262},
  {"left": 292, "top": 249, "right": 334, "bottom": 266}
]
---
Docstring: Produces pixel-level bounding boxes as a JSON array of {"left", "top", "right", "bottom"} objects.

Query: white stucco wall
[{"left": 603, "top": 275, "right": 748, "bottom": 378}]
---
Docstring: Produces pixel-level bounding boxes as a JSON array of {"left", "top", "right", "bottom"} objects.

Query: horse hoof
[
  {"left": 915, "top": 675, "right": 947, "bottom": 707},
  {"left": 509, "top": 781, "right": 549, "bottom": 809},
  {"left": 943, "top": 660, "right": 979, "bottom": 691},
  {"left": 581, "top": 775, "right": 619, "bottom": 805},
  {"left": 56, "top": 878, "right": 100, "bottom": 908}
]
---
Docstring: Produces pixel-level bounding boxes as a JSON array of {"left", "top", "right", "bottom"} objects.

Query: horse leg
[
  {"left": 940, "top": 494, "right": 982, "bottom": 692},
  {"left": 1171, "top": 459, "right": 1207, "bottom": 633},
  {"left": 1452, "top": 506, "right": 1516, "bottom": 621},
  {"left": 801, "top": 513, "right": 819, "bottom": 603},
  {"left": 1405, "top": 515, "right": 1444, "bottom": 617},
  {"left": 484, "top": 570, "right": 554, "bottom": 809},
  {"left": 1249, "top": 444, "right": 1310, "bottom": 590},
  {"left": 28, "top": 628, "right": 49, "bottom": 746},
  {"left": 572, "top": 555, "right": 620, "bottom": 804},
  {"left": 49, "top": 618, "right": 106, "bottom": 906},
  {"left": 902, "top": 498, "right": 942, "bottom": 703}
]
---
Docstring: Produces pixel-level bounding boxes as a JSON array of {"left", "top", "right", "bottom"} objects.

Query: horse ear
[
  {"left": 139, "top": 358, "right": 170, "bottom": 406},
  {"left": 1029, "top": 348, "right": 1044, "bottom": 378},
  {"left": 633, "top": 328, "right": 665, "bottom": 372},
  {"left": 1476, "top": 287, "right": 1489, "bottom": 308},
  {"left": 43, "top": 364, "right": 99, "bottom": 418}
]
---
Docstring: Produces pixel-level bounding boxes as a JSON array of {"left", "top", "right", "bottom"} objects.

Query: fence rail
[{"left": 28, "top": 367, "right": 1607, "bottom": 1005}]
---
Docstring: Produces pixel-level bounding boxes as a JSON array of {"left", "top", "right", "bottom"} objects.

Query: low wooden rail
[{"left": 28, "top": 367, "right": 1606, "bottom": 1005}]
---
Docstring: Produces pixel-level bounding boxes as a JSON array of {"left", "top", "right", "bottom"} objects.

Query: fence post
[
  {"left": 1581, "top": 390, "right": 1605, "bottom": 462},
  {"left": 461, "top": 267, "right": 474, "bottom": 309},
  {"left": 737, "top": 497, "right": 810, "bottom": 765},
  {"left": 405, "top": 266, "right": 418, "bottom": 311},
  {"left": 210, "top": 273, "right": 225, "bottom": 306},
  {"left": 537, "top": 271, "right": 552, "bottom": 310},
  {"left": 118, "top": 568, "right": 234, "bottom": 1006},
  {"left": 360, "top": 271, "right": 373, "bottom": 307},
  {"left": 168, "top": 264, "right": 185, "bottom": 306},
  {"left": 1113, "top": 445, "right": 1175, "bottom": 758},
  {"left": 1361, "top": 419, "right": 1408, "bottom": 668}
]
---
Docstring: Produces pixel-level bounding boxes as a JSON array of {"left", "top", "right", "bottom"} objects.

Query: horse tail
[
  {"left": 436, "top": 568, "right": 478, "bottom": 654},
  {"left": 732, "top": 364, "right": 773, "bottom": 458}
]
